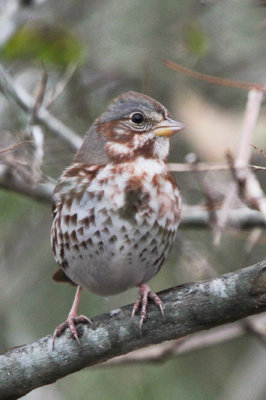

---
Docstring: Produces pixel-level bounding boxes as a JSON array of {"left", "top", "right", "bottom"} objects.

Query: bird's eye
[{"left": 131, "top": 112, "right": 144, "bottom": 124}]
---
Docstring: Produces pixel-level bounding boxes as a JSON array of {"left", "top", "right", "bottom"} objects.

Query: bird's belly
[
  {"left": 52, "top": 163, "right": 181, "bottom": 296},
  {"left": 63, "top": 214, "right": 177, "bottom": 296}
]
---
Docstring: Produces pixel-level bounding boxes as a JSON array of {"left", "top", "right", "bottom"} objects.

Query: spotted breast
[{"left": 52, "top": 156, "right": 181, "bottom": 296}]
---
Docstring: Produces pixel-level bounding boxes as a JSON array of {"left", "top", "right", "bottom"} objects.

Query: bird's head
[{"left": 74, "top": 91, "right": 184, "bottom": 164}]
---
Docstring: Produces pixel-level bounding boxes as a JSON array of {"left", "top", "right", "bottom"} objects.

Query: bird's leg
[
  {"left": 52, "top": 286, "right": 92, "bottom": 349},
  {"left": 131, "top": 283, "right": 165, "bottom": 331}
]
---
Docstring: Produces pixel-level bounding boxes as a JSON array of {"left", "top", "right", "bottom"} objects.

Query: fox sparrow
[{"left": 51, "top": 91, "right": 184, "bottom": 346}]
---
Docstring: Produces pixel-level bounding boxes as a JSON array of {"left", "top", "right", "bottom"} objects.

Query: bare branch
[
  {"left": 100, "top": 313, "right": 266, "bottom": 367},
  {"left": 45, "top": 63, "right": 77, "bottom": 109},
  {"left": 251, "top": 144, "right": 266, "bottom": 160},
  {"left": 0, "top": 164, "right": 54, "bottom": 202},
  {"left": 30, "top": 125, "right": 45, "bottom": 182},
  {"left": 236, "top": 90, "right": 264, "bottom": 170},
  {"left": 1, "top": 260, "right": 266, "bottom": 399},
  {"left": 0, "top": 162, "right": 265, "bottom": 229},
  {"left": 1, "top": 156, "right": 265, "bottom": 203},
  {"left": 30, "top": 67, "right": 48, "bottom": 124},
  {"left": 180, "top": 207, "right": 266, "bottom": 229},
  {"left": 0, "top": 140, "right": 33, "bottom": 154},
  {"left": 165, "top": 60, "right": 266, "bottom": 91},
  {"left": 214, "top": 89, "right": 264, "bottom": 244},
  {"left": 0, "top": 63, "right": 82, "bottom": 150},
  {"left": 168, "top": 162, "right": 266, "bottom": 173}
]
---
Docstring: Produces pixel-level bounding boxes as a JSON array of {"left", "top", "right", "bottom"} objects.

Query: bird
[{"left": 51, "top": 91, "right": 184, "bottom": 346}]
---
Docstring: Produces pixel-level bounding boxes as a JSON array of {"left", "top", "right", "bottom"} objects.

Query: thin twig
[
  {"left": 0, "top": 63, "right": 82, "bottom": 150},
  {"left": 214, "top": 89, "right": 264, "bottom": 245},
  {"left": 235, "top": 91, "right": 264, "bottom": 170},
  {"left": 30, "top": 125, "right": 44, "bottom": 182},
  {"left": 0, "top": 140, "right": 33, "bottom": 154},
  {"left": 180, "top": 207, "right": 266, "bottom": 229},
  {"left": 168, "top": 162, "right": 266, "bottom": 172},
  {"left": 46, "top": 63, "right": 77, "bottom": 109},
  {"left": 0, "top": 160, "right": 265, "bottom": 229},
  {"left": 165, "top": 60, "right": 266, "bottom": 91},
  {"left": 30, "top": 67, "right": 48, "bottom": 125},
  {"left": 251, "top": 144, "right": 266, "bottom": 160}
]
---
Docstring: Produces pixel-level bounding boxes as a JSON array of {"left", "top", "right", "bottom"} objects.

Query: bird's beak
[{"left": 154, "top": 117, "right": 185, "bottom": 137}]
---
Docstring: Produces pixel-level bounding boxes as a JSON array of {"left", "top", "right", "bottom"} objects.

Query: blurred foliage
[
  {"left": 0, "top": 23, "right": 85, "bottom": 66},
  {"left": 184, "top": 22, "right": 209, "bottom": 57}
]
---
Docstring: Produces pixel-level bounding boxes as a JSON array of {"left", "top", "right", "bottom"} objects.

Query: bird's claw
[
  {"left": 52, "top": 314, "right": 92, "bottom": 350},
  {"left": 131, "top": 284, "right": 164, "bottom": 333}
]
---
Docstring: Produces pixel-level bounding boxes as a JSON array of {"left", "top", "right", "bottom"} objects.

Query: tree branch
[
  {"left": 214, "top": 89, "right": 265, "bottom": 244},
  {"left": 100, "top": 313, "right": 266, "bottom": 367},
  {"left": 0, "top": 161, "right": 265, "bottom": 229},
  {"left": 180, "top": 208, "right": 266, "bottom": 229},
  {"left": 1, "top": 260, "right": 266, "bottom": 399},
  {"left": 168, "top": 162, "right": 266, "bottom": 172},
  {"left": 0, "top": 159, "right": 265, "bottom": 229},
  {"left": 0, "top": 164, "right": 54, "bottom": 203},
  {"left": 0, "top": 64, "right": 82, "bottom": 150}
]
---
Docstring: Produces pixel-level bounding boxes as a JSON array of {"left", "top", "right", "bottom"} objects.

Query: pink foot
[
  {"left": 52, "top": 286, "right": 92, "bottom": 349},
  {"left": 52, "top": 313, "right": 91, "bottom": 350},
  {"left": 131, "top": 283, "right": 165, "bottom": 331}
]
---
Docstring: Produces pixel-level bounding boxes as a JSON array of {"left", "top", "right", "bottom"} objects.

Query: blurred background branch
[
  {"left": 214, "top": 89, "right": 265, "bottom": 244},
  {"left": 0, "top": 63, "right": 81, "bottom": 149},
  {"left": 101, "top": 313, "right": 266, "bottom": 367}
]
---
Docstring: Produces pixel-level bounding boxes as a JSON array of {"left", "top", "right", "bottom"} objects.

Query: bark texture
[{"left": 1, "top": 260, "right": 266, "bottom": 399}]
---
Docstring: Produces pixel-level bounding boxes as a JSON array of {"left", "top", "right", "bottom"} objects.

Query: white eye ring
[{"left": 131, "top": 112, "right": 144, "bottom": 124}]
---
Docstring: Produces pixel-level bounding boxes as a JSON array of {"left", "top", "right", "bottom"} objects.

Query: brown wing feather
[
  {"left": 51, "top": 163, "right": 105, "bottom": 285},
  {"left": 52, "top": 268, "right": 77, "bottom": 286}
]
